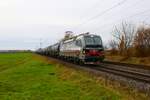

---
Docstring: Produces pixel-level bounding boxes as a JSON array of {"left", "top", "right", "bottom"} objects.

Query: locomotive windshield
[{"left": 84, "top": 35, "right": 102, "bottom": 47}]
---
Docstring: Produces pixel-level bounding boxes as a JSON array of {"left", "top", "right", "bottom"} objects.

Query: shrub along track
[{"left": 42, "top": 55, "right": 150, "bottom": 94}]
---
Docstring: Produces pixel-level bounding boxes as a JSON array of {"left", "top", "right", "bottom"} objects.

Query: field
[{"left": 0, "top": 53, "right": 148, "bottom": 100}]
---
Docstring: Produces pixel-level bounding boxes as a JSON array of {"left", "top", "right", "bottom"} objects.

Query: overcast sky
[{"left": 0, "top": 0, "right": 150, "bottom": 50}]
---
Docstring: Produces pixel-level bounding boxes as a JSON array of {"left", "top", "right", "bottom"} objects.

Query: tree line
[{"left": 109, "top": 22, "right": 150, "bottom": 57}]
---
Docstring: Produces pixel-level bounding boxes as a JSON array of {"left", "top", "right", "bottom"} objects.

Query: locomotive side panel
[{"left": 59, "top": 39, "right": 82, "bottom": 58}]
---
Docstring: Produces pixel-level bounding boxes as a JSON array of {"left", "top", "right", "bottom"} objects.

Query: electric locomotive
[{"left": 59, "top": 33, "right": 105, "bottom": 64}]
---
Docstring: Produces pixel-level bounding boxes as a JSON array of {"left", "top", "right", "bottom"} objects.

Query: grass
[
  {"left": 0, "top": 53, "right": 149, "bottom": 100},
  {"left": 0, "top": 53, "right": 121, "bottom": 100}
]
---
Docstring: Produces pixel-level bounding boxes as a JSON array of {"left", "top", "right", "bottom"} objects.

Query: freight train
[{"left": 36, "top": 33, "right": 105, "bottom": 64}]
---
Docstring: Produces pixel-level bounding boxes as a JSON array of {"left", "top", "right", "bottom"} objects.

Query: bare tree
[{"left": 112, "top": 22, "right": 136, "bottom": 56}]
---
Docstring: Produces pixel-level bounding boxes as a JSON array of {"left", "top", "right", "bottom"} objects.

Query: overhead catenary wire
[
  {"left": 75, "top": 0, "right": 128, "bottom": 29},
  {"left": 75, "top": 0, "right": 149, "bottom": 34},
  {"left": 91, "top": 8, "right": 150, "bottom": 32}
]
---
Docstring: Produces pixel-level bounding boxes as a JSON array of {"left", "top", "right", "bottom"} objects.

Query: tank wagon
[{"left": 37, "top": 33, "right": 105, "bottom": 64}]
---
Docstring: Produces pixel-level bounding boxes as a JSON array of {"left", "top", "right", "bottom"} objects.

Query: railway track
[
  {"left": 47, "top": 56, "right": 150, "bottom": 84},
  {"left": 88, "top": 63, "right": 150, "bottom": 83}
]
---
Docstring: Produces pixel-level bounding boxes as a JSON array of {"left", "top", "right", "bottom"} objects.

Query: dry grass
[
  {"left": 105, "top": 55, "right": 150, "bottom": 66},
  {"left": 55, "top": 64, "right": 149, "bottom": 100}
]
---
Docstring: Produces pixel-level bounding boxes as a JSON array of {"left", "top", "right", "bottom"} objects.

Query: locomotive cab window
[
  {"left": 76, "top": 40, "right": 82, "bottom": 47},
  {"left": 84, "top": 36, "right": 102, "bottom": 46}
]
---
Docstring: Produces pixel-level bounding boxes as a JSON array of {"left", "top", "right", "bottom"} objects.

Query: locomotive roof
[{"left": 63, "top": 33, "right": 100, "bottom": 42}]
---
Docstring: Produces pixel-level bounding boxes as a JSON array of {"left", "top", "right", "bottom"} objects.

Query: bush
[{"left": 134, "top": 26, "right": 150, "bottom": 57}]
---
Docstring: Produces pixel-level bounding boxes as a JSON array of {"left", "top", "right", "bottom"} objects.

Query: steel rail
[{"left": 88, "top": 64, "right": 150, "bottom": 83}]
